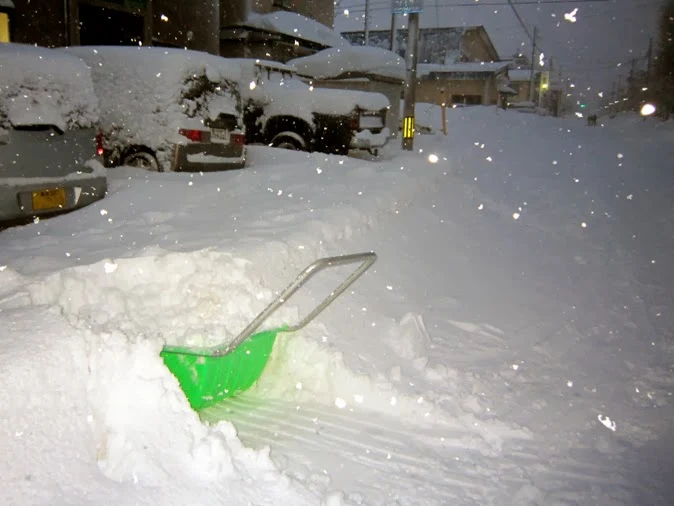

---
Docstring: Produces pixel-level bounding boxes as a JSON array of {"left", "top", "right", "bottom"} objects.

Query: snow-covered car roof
[
  {"left": 288, "top": 46, "right": 406, "bottom": 81},
  {"left": 0, "top": 43, "right": 99, "bottom": 131}
]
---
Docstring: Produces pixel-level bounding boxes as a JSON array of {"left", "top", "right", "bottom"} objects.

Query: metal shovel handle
[
  {"left": 225, "top": 251, "right": 377, "bottom": 352},
  {"left": 164, "top": 252, "right": 377, "bottom": 357}
]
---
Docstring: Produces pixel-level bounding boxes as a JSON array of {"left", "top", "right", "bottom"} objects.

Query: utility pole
[
  {"left": 401, "top": 11, "right": 421, "bottom": 151},
  {"left": 528, "top": 26, "right": 537, "bottom": 103},
  {"left": 628, "top": 57, "right": 636, "bottom": 108},
  {"left": 364, "top": 0, "right": 370, "bottom": 45},
  {"left": 646, "top": 37, "right": 653, "bottom": 85},
  {"left": 389, "top": 13, "right": 396, "bottom": 51}
]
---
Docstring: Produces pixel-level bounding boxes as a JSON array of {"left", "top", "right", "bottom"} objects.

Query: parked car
[
  {"left": 231, "top": 59, "right": 391, "bottom": 156},
  {"left": 64, "top": 46, "right": 246, "bottom": 172},
  {"left": 0, "top": 43, "right": 107, "bottom": 225}
]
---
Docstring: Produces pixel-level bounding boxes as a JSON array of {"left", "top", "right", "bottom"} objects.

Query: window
[{"left": 0, "top": 12, "right": 10, "bottom": 42}]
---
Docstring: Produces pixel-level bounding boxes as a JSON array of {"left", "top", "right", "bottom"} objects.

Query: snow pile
[
  {"left": 244, "top": 11, "right": 349, "bottom": 48},
  {"left": 289, "top": 46, "right": 406, "bottom": 81},
  {"left": 0, "top": 301, "right": 319, "bottom": 505},
  {"left": 64, "top": 46, "right": 242, "bottom": 170},
  {"left": 0, "top": 43, "right": 99, "bottom": 131}
]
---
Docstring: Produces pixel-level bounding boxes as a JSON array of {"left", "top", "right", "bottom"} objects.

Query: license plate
[
  {"left": 32, "top": 188, "right": 67, "bottom": 211},
  {"left": 210, "top": 128, "right": 230, "bottom": 144}
]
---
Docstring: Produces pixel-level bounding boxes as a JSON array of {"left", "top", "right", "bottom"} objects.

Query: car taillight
[
  {"left": 231, "top": 132, "right": 246, "bottom": 145},
  {"left": 95, "top": 130, "right": 104, "bottom": 156},
  {"left": 179, "top": 128, "right": 208, "bottom": 142}
]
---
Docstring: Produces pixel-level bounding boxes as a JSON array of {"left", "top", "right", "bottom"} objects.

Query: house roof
[
  {"left": 508, "top": 69, "right": 540, "bottom": 82},
  {"left": 288, "top": 46, "right": 406, "bottom": 81},
  {"left": 341, "top": 26, "right": 499, "bottom": 64},
  {"left": 234, "top": 11, "right": 349, "bottom": 48}
]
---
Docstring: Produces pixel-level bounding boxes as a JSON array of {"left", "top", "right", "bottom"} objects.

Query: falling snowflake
[
  {"left": 597, "top": 414, "right": 617, "bottom": 432},
  {"left": 564, "top": 8, "right": 579, "bottom": 23}
]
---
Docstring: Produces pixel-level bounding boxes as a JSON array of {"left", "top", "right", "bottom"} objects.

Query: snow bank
[
  {"left": 0, "top": 43, "right": 98, "bottom": 131},
  {"left": 289, "top": 46, "right": 405, "bottom": 81},
  {"left": 0, "top": 303, "right": 319, "bottom": 505}
]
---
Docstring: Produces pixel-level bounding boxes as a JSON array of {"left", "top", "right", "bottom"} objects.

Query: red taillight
[
  {"left": 95, "top": 130, "right": 104, "bottom": 156},
  {"left": 231, "top": 132, "right": 246, "bottom": 146},
  {"left": 179, "top": 128, "right": 208, "bottom": 143}
]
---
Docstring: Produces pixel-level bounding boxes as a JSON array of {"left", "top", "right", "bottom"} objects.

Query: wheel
[
  {"left": 123, "top": 149, "right": 160, "bottom": 171},
  {"left": 271, "top": 136, "right": 303, "bottom": 151}
]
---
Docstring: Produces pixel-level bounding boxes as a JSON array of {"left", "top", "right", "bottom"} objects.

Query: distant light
[
  {"left": 160, "top": 14, "right": 169, "bottom": 22},
  {"left": 428, "top": 154, "right": 439, "bottom": 163},
  {"left": 641, "top": 103, "right": 656, "bottom": 116},
  {"left": 343, "top": 9, "right": 349, "bottom": 16},
  {"left": 249, "top": 81, "right": 256, "bottom": 90}
]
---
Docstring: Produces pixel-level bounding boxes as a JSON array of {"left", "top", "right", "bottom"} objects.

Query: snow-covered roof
[
  {"left": 497, "top": 83, "right": 518, "bottom": 94},
  {"left": 508, "top": 69, "right": 539, "bottom": 82},
  {"left": 0, "top": 43, "right": 98, "bottom": 131},
  {"left": 288, "top": 46, "right": 405, "bottom": 81},
  {"left": 243, "top": 11, "right": 349, "bottom": 48},
  {"left": 418, "top": 61, "right": 508, "bottom": 77}
]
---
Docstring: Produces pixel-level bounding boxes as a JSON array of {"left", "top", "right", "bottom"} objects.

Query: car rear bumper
[
  {"left": 0, "top": 172, "right": 107, "bottom": 223},
  {"left": 172, "top": 142, "right": 246, "bottom": 172},
  {"left": 350, "top": 128, "right": 391, "bottom": 150}
]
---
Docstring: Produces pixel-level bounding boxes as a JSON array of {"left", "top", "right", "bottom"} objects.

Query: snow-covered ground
[{"left": 1, "top": 108, "right": 672, "bottom": 505}]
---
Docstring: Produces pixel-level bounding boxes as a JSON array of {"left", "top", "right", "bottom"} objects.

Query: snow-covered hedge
[{"left": 0, "top": 43, "right": 99, "bottom": 132}]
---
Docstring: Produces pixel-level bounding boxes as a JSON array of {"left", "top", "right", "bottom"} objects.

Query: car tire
[
  {"left": 270, "top": 133, "right": 305, "bottom": 151},
  {"left": 123, "top": 149, "right": 161, "bottom": 171}
]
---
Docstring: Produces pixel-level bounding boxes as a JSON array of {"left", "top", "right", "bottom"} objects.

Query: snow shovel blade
[
  {"left": 160, "top": 328, "right": 280, "bottom": 411},
  {"left": 160, "top": 252, "right": 377, "bottom": 411}
]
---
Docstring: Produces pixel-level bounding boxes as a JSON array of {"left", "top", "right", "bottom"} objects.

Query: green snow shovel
[{"left": 160, "top": 252, "right": 377, "bottom": 411}]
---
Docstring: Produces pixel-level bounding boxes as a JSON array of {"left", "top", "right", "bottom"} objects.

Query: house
[
  {"left": 342, "top": 26, "right": 511, "bottom": 107},
  {"left": 0, "top": 0, "right": 335, "bottom": 59},
  {"left": 506, "top": 69, "right": 541, "bottom": 105}
]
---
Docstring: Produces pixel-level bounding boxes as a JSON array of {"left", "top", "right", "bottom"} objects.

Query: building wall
[
  {"left": 153, "top": 0, "right": 219, "bottom": 53},
  {"left": 7, "top": 0, "right": 67, "bottom": 47},
  {"left": 461, "top": 29, "right": 498, "bottom": 62},
  {"left": 219, "top": 36, "right": 315, "bottom": 62},
  {"left": 222, "top": 0, "right": 334, "bottom": 27},
  {"left": 416, "top": 78, "right": 499, "bottom": 106}
]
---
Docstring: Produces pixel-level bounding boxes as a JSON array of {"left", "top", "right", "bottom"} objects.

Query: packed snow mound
[
  {"left": 0, "top": 43, "right": 99, "bottom": 131},
  {"left": 289, "top": 46, "right": 405, "bottom": 80},
  {"left": 244, "top": 11, "right": 349, "bottom": 48}
]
